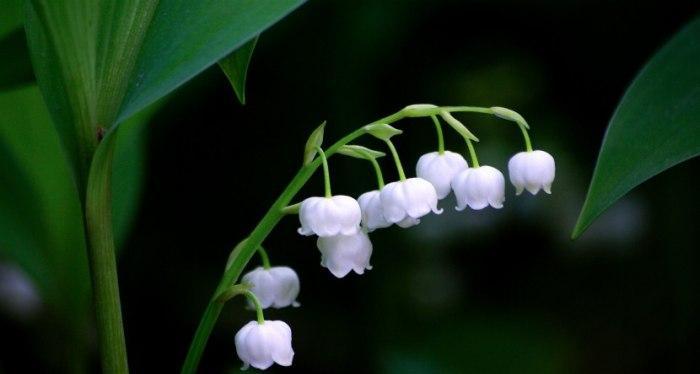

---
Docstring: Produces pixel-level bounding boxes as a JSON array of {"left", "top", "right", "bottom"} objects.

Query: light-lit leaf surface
[
  {"left": 25, "top": 0, "right": 306, "bottom": 191},
  {"left": 117, "top": 0, "right": 306, "bottom": 122},
  {"left": 25, "top": 0, "right": 160, "bottom": 189},
  {"left": 573, "top": 17, "right": 700, "bottom": 238},
  {"left": 219, "top": 36, "right": 259, "bottom": 105}
]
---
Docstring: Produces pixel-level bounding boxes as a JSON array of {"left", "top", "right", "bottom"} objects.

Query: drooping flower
[
  {"left": 379, "top": 178, "right": 442, "bottom": 227},
  {"left": 235, "top": 320, "right": 294, "bottom": 370},
  {"left": 507, "top": 150, "right": 555, "bottom": 195},
  {"left": 297, "top": 196, "right": 361, "bottom": 237},
  {"left": 452, "top": 166, "right": 505, "bottom": 210},
  {"left": 357, "top": 190, "right": 392, "bottom": 232},
  {"left": 416, "top": 151, "right": 468, "bottom": 199},
  {"left": 316, "top": 230, "right": 373, "bottom": 278},
  {"left": 242, "top": 266, "right": 300, "bottom": 309}
]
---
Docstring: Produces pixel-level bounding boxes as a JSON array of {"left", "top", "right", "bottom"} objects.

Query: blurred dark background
[{"left": 2, "top": 0, "right": 700, "bottom": 373}]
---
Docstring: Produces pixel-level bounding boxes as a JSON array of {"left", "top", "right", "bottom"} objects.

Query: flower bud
[
  {"left": 298, "top": 196, "right": 361, "bottom": 237},
  {"left": 380, "top": 178, "right": 442, "bottom": 227},
  {"left": 416, "top": 151, "right": 468, "bottom": 199},
  {"left": 317, "top": 231, "right": 373, "bottom": 278},
  {"left": 507, "top": 150, "right": 555, "bottom": 195},
  {"left": 235, "top": 320, "right": 294, "bottom": 370},
  {"left": 451, "top": 166, "right": 505, "bottom": 210},
  {"left": 242, "top": 266, "right": 300, "bottom": 309}
]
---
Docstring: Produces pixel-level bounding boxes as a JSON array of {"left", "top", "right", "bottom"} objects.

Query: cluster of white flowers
[{"left": 231, "top": 106, "right": 556, "bottom": 370}]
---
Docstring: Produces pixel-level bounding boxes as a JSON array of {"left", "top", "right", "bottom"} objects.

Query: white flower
[
  {"left": 379, "top": 178, "right": 442, "bottom": 227},
  {"left": 416, "top": 151, "right": 468, "bottom": 199},
  {"left": 235, "top": 320, "right": 294, "bottom": 370},
  {"left": 297, "top": 195, "right": 361, "bottom": 237},
  {"left": 316, "top": 231, "right": 373, "bottom": 278},
  {"left": 357, "top": 190, "right": 392, "bottom": 232},
  {"left": 242, "top": 267, "right": 300, "bottom": 309},
  {"left": 451, "top": 166, "right": 505, "bottom": 210},
  {"left": 507, "top": 150, "right": 556, "bottom": 195}
]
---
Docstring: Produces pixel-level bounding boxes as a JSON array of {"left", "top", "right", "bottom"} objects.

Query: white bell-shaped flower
[
  {"left": 416, "top": 151, "right": 468, "bottom": 199},
  {"left": 379, "top": 178, "right": 442, "bottom": 227},
  {"left": 242, "top": 267, "right": 300, "bottom": 309},
  {"left": 235, "top": 320, "right": 294, "bottom": 370},
  {"left": 316, "top": 230, "right": 373, "bottom": 278},
  {"left": 297, "top": 195, "right": 361, "bottom": 237},
  {"left": 452, "top": 166, "right": 505, "bottom": 210},
  {"left": 357, "top": 190, "right": 392, "bottom": 232},
  {"left": 507, "top": 150, "right": 556, "bottom": 195}
]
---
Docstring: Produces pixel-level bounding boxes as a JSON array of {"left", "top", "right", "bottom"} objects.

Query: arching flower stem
[
  {"left": 316, "top": 146, "right": 332, "bottom": 197},
  {"left": 180, "top": 104, "right": 512, "bottom": 374},
  {"left": 257, "top": 246, "right": 271, "bottom": 269},
  {"left": 385, "top": 139, "right": 407, "bottom": 181},
  {"left": 466, "top": 138, "right": 480, "bottom": 168}
]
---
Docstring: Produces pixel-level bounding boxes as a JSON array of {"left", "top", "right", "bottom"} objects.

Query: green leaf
[
  {"left": 116, "top": 0, "right": 307, "bottom": 122},
  {"left": 0, "top": 28, "right": 35, "bottom": 90},
  {"left": 364, "top": 123, "right": 403, "bottom": 141},
  {"left": 572, "top": 17, "right": 700, "bottom": 239},
  {"left": 0, "top": 0, "right": 23, "bottom": 38},
  {"left": 219, "top": 36, "right": 259, "bottom": 105},
  {"left": 303, "top": 121, "right": 326, "bottom": 165},
  {"left": 338, "top": 144, "right": 386, "bottom": 160},
  {"left": 25, "top": 0, "right": 306, "bottom": 191},
  {"left": 0, "top": 85, "right": 88, "bottom": 325},
  {"left": 439, "top": 111, "right": 479, "bottom": 141}
]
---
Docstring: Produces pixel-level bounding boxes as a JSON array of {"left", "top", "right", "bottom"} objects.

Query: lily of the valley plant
[{"left": 181, "top": 104, "right": 556, "bottom": 371}]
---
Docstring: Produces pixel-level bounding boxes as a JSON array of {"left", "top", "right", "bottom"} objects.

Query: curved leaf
[
  {"left": 116, "top": 0, "right": 306, "bottom": 122},
  {"left": 219, "top": 36, "right": 259, "bottom": 105},
  {"left": 573, "top": 17, "right": 700, "bottom": 238}
]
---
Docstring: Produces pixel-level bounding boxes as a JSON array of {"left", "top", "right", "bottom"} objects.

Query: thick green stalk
[{"left": 85, "top": 130, "right": 129, "bottom": 373}]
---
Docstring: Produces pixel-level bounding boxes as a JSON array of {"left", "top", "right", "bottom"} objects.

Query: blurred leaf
[
  {"left": 304, "top": 121, "right": 326, "bottom": 165},
  {"left": 0, "top": 0, "right": 23, "bottom": 38},
  {"left": 117, "top": 0, "right": 307, "bottom": 122},
  {"left": 0, "top": 85, "right": 87, "bottom": 325},
  {"left": 573, "top": 17, "right": 700, "bottom": 238},
  {"left": 0, "top": 28, "right": 35, "bottom": 90},
  {"left": 0, "top": 83, "right": 159, "bottom": 326},
  {"left": 219, "top": 36, "right": 259, "bottom": 105}
]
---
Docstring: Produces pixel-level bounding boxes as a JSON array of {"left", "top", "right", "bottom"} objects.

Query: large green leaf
[
  {"left": 25, "top": 0, "right": 306, "bottom": 192},
  {"left": 219, "top": 36, "right": 259, "bottom": 105},
  {"left": 0, "top": 29, "right": 34, "bottom": 90},
  {"left": 0, "top": 85, "right": 87, "bottom": 324},
  {"left": 117, "top": 0, "right": 305, "bottom": 121},
  {"left": 572, "top": 17, "right": 700, "bottom": 238}
]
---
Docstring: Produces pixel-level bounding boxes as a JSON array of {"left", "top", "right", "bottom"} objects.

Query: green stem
[
  {"left": 431, "top": 115, "right": 445, "bottom": 154},
  {"left": 215, "top": 285, "right": 265, "bottom": 324},
  {"left": 368, "top": 157, "right": 385, "bottom": 189},
  {"left": 520, "top": 125, "right": 533, "bottom": 152},
  {"left": 316, "top": 146, "right": 332, "bottom": 197},
  {"left": 85, "top": 130, "right": 129, "bottom": 374},
  {"left": 465, "top": 138, "right": 480, "bottom": 168},
  {"left": 385, "top": 139, "right": 407, "bottom": 181},
  {"left": 181, "top": 105, "right": 486, "bottom": 373},
  {"left": 257, "top": 246, "right": 271, "bottom": 269}
]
